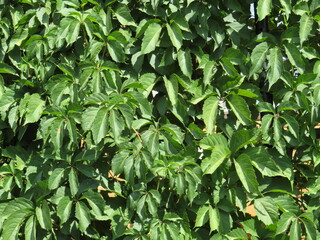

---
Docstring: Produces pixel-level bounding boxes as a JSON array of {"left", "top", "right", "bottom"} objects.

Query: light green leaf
[
  {"left": 57, "top": 196, "right": 72, "bottom": 225},
  {"left": 25, "top": 216, "right": 36, "bottom": 240},
  {"left": 235, "top": 154, "right": 259, "bottom": 194},
  {"left": 35, "top": 200, "right": 52, "bottom": 230},
  {"left": 82, "top": 191, "right": 105, "bottom": 219},
  {"left": 280, "top": 0, "right": 292, "bottom": 18},
  {"left": 254, "top": 197, "right": 278, "bottom": 225},
  {"left": 0, "top": 63, "right": 17, "bottom": 75},
  {"left": 199, "top": 134, "right": 228, "bottom": 150},
  {"left": 299, "top": 14, "right": 313, "bottom": 45},
  {"left": 161, "top": 123, "right": 185, "bottom": 144},
  {"left": 230, "top": 129, "right": 260, "bottom": 153},
  {"left": 257, "top": 0, "right": 272, "bottom": 20},
  {"left": 300, "top": 217, "right": 317, "bottom": 240},
  {"left": 203, "top": 96, "right": 219, "bottom": 134},
  {"left": 209, "top": 206, "right": 220, "bottom": 232},
  {"left": 281, "top": 114, "right": 299, "bottom": 138},
  {"left": 273, "top": 117, "right": 282, "bottom": 142},
  {"left": 48, "top": 168, "right": 65, "bottom": 190},
  {"left": 75, "top": 201, "right": 91, "bottom": 232},
  {"left": 114, "top": 3, "right": 136, "bottom": 26},
  {"left": 203, "top": 61, "right": 217, "bottom": 86},
  {"left": 202, "top": 146, "right": 231, "bottom": 175},
  {"left": 141, "top": 23, "right": 162, "bottom": 54},
  {"left": 109, "top": 109, "right": 125, "bottom": 141},
  {"left": 167, "top": 22, "right": 183, "bottom": 50},
  {"left": 289, "top": 218, "right": 301, "bottom": 240},
  {"left": 66, "top": 20, "right": 80, "bottom": 44},
  {"left": 284, "top": 43, "right": 305, "bottom": 73},
  {"left": 227, "top": 94, "right": 251, "bottom": 125},
  {"left": 164, "top": 75, "right": 179, "bottom": 106},
  {"left": 250, "top": 42, "right": 269, "bottom": 77},
  {"left": 50, "top": 118, "right": 65, "bottom": 154},
  {"left": 177, "top": 48, "right": 192, "bottom": 78},
  {"left": 245, "top": 147, "right": 282, "bottom": 177},
  {"left": 276, "top": 212, "right": 295, "bottom": 235},
  {"left": 2, "top": 209, "right": 33, "bottom": 240},
  {"left": 107, "top": 40, "right": 125, "bottom": 62},
  {"left": 195, "top": 205, "right": 209, "bottom": 227},
  {"left": 69, "top": 168, "right": 79, "bottom": 196},
  {"left": 267, "top": 47, "right": 283, "bottom": 88},
  {"left": 24, "top": 94, "right": 45, "bottom": 125}
]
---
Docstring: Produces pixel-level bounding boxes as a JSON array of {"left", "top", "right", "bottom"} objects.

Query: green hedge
[{"left": 0, "top": 0, "right": 319, "bottom": 239}]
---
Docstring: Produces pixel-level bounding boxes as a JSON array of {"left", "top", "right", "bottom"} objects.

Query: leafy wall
[{"left": 0, "top": 0, "right": 319, "bottom": 239}]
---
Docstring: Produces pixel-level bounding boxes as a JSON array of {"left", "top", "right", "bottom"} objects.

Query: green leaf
[
  {"left": 235, "top": 154, "right": 259, "bottom": 194},
  {"left": 281, "top": 114, "right": 299, "bottom": 138},
  {"left": 48, "top": 168, "right": 65, "bottom": 190},
  {"left": 75, "top": 201, "right": 91, "bottom": 232},
  {"left": 284, "top": 42, "right": 305, "bottom": 73},
  {"left": 167, "top": 22, "right": 183, "bottom": 50},
  {"left": 230, "top": 129, "right": 260, "bottom": 153},
  {"left": 57, "top": 196, "right": 72, "bottom": 225},
  {"left": 227, "top": 94, "right": 252, "bottom": 125},
  {"left": 82, "top": 106, "right": 109, "bottom": 144},
  {"left": 299, "top": 14, "right": 313, "bottom": 45},
  {"left": 199, "top": 133, "right": 228, "bottom": 150},
  {"left": 161, "top": 123, "right": 185, "bottom": 144},
  {"left": 141, "top": 23, "right": 162, "bottom": 54},
  {"left": 203, "top": 61, "right": 217, "bottom": 86},
  {"left": 195, "top": 205, "right": 209, "bottom": 227},
  {"left": 267, "top": 47, "right": 283, "bottom": 88},
  {"left": 227, "top": 228, "right": 248, "bottom": 239},
  {"left": 25, "top": 216, "right": 36, "bottom": 240},
  {"left": 66, "top": 20, "right": 80, "bottom": 44},
  {"left": 109, "top": 109, "right": 125, "bottom": 142},
  {"left": 249, "top": 42, "right": 269, "bottom": 77},
  {"left": 35, "top": 200, "right": 52, "bottom": 230},
  {"left": 280, "top": 0, "right": 292, "bottom": 18},
  {"left": 254, "top": 197, "right": 278, "bottom": 225},
  {"left": 0, "top": 63, "right": 17, "bottom": 75},
  {"left": 69, "top": 168, "right": 79, "bottom": 196},
  {"left": 289, "top": 218, "right": 301, "bottom": 240},
  {"left": 245, "top": 147, "right": 282, "bottom": 177},
  {"left": 257, "top": 0, "right": 272, "bottom": 20},
  {"left": 114, "top": 3, "right": 136, "bottom": 26},
  {"left": 82, "top": 191, "right": 105, "bottom": 219},
  {"left": 177, "top": 48, "right": 192, "bottom": 78},
  {"left": 50, "top": 118, "right": 65, "bottom": 154},
  {"left": 2, "top": 208, "right": 33, "bottom": 240},
  {"left": 209, "top": 206, "right": 220, "bottom": 232},
  {"left": 273, "top": 117, "right": 282, "bottom": 142},
  {"left": 107, "top": 40, "right": 125, "bottom": 62},
  {"left": 276, "top": 212, "right": 295, "bottom": 235},
  {"left": 201, "top": 146, "right": 231, "bottom": 175},
  {"left": 164, "top": 75, "right": 179, "bottom": 106},
  {"left": 300, "top": 217, "right": 317, "bottom": 240},
  {"left": 202, "top": 96, "right": 219, "bottom": 134},
  {"left": 24, "top": 94, "right": 45, "bottom": 125}
]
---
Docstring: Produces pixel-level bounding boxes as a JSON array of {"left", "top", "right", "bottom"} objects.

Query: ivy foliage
[{"left": 0, "top": 0, "right": 320, "bottom": 239}]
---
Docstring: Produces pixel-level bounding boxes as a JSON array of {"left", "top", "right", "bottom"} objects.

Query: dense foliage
[{"left": 0, "top": 0, "right": 320, "bottom": 239}]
